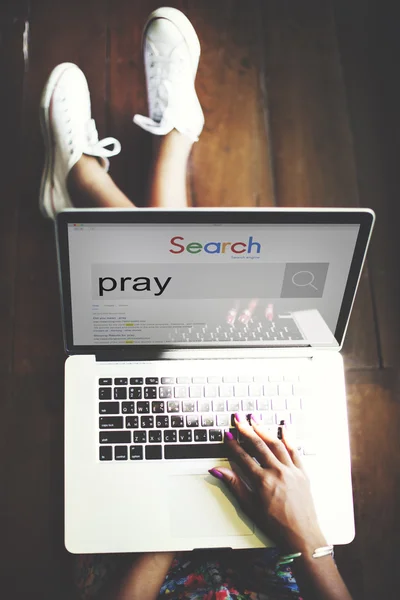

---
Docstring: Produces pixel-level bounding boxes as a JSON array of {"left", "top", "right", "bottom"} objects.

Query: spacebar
[{"left": 164, "top": 444, "right": 228, "bottom": 460}]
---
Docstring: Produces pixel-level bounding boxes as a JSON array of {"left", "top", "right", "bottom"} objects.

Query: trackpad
[{"left": 168, "top": 474, "right": 254, "bottom": 537}]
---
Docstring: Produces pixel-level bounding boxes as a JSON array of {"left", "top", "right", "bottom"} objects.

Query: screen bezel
[{"left": 56, "top": 208, "right": 375, "bottom": 356}]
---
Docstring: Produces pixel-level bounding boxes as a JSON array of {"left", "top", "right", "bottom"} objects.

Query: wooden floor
[{"left": 1, "top": 1, "right": 399, "bottom": 598}]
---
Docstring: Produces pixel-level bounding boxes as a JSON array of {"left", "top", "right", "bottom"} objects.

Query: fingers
[
  {"left": 208, "top": 466, "right": 255, "bottom": 515},
  {"left": 232, "top": 414, "right": 281, "bottom": 471},
  {"left": 280, "top": 424, "right": 305, "bottom": 471},
  {"left": 246, "top": 415, "right": 293, "bottom": 468}
]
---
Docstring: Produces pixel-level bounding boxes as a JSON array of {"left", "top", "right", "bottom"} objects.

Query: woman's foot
[
  {"left": 133, "top": 7, "right": 204, "bottom": 142},
  {"left": 39, "top": 63, "right": 121, "bottom": 219}
]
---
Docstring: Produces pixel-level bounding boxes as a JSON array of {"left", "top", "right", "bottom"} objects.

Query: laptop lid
[{"left": 55, "top": 208, "right": 374, "bottom": 357}]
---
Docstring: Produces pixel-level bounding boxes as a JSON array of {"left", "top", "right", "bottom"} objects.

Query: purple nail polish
[
  {"left": 250, "top": 413, "right": 260, "bottom": 424},
  {"left": 234, "top": 412, "right": 242, "bottom": 422},
  {"left": 225, "top": 431, "right": 234, "bottom": 441},
  {"left": 208, "top": 468, "right": 224, "bottom": 480}
]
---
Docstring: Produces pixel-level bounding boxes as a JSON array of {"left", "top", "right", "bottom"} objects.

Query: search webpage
[{"left": 67, "top": 223, "right": 360, "bottom": 346}]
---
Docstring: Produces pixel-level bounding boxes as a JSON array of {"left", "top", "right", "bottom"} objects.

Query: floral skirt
[{"left": 74, "top": 548, "right": 302, "bottom": 600}]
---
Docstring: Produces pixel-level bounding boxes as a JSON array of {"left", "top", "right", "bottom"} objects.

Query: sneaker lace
[{"left": 84, "top": 119, "right": 121, "bottom": 157}]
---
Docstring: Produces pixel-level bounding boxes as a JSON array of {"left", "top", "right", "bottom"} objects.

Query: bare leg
[
  {"left": 148, "top": 130, "right": 194, "bottom": 208},
  {"left": 67, "top": 131, "right": 194, "bottom": 210},
  {"left": 67, "top": 155, "right": 135, "bottom": 208}
]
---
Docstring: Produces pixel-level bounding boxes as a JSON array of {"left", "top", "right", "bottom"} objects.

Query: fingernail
[
  {"left": 234, "top": 412, "right": 243, "bottom": 423},
  {"left": 279, "top": 419, "right": 286, "bottom": 426},
  {"left": 208, "top": 468, "right": 224, "bottom": 480},
  {"left": 250, "top": 413, "right": 260, "bottom": 425},
  {"left": 225, "top": 431, "right": 234, "bottom": 441},
  {"left": 277, "top": 426, "right": 283, "bottom": 440}
]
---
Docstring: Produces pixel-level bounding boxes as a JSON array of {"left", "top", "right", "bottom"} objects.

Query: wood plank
[
  {"left": 334, "top": 0, "right": 400, "bottom": 368},
  {"left": 334, "top": 369, "right": 400, "bottom": 600},
  {"left": 3, "top": 1, "right": 108, "bottom": 596},
  {"left": 261, "top": 0, "right": 378, "bottom": 369},
  {"left": 186, "top": 0, "right": 274, "bottom": 207}
]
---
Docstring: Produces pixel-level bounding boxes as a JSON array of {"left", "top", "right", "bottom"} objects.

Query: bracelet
[{"left": 277, "top": 545, "right": 334, "bottom": 566}]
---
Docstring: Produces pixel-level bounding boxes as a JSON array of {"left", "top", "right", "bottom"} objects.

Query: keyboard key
[
  {"left": 192, "top": 376, "right": 207, "bottom": 384},
  {"left": 167, "top": 401, "right": 180, "bottom": 413},
  {"left": 99, "top": 446, "right": 112, "bottom": 460},
  {"left": 134, "top": 431, "right": 146, "bottom": 443},
  {"left": 152, "top": 401, "right": 165, "bottom": 413},
  {"left": 249, "top": 384, "right": 262, "bottom": 397},
  {"left": 149, "top": 430, "right": 162, "bottom": 443},
  {"left": 164, "top": 430, "right": 177, "bottom": 443},
  {"left": 122, "top": 402, "right": 135, "bottom": 414},
  {"left": 99, "top": 378, "right": 112, "bottom": 386},
  {"left": 271, "top": 397, "right": 286, "bottom": 411},
  {"left": 217, "top": 414, "right": 230, "bottom": 427},
  {"left": 182, "top": 401, "right": 195, "bottom": 412},
  {"left": 130, "top": 445, "right": 143, "bottom": 460},
  {"left": 204, "top": 385, "right": 217, "bottom": 398},
  {"left": 194, "top": 429, "right": 207, "bottom": 442},
  {"left": 278, "top": 383, "right": 293, "bottom": 396},
  {"left": 114, "top": 387, "right": 127, "bottom": 400},
  {"left": 144, "top": 387, "right": 157, "bottom": 399},
  {"left": 126, "top": 416, "right": 139, "bottom": 428},
  {"left": 257, "top": 398, "right": 270, "bottom": 411},
  {"left": 219, "top": 384, "right": 233, "bottom": 397},
  {"left": 165, "top": 444, "right": 227, "bottom": 459},
  {"left": 208, "top": 376, "right": 222, "bottom": 384},
  {"left": 99, "top": 417, "right": 123, "bottom": 429},
  {"left": 234, "top": 384, "right": 248, "bottom": 397},
  {"left": 179, "top": 429, "right": 192, "bottom": 443},
  {"left": 99, "top": 387, "right": 112, "bottom": 400},
  {"left": 268, "top": 374, "right": 283, "bottom": 382},
  {"left": 212, "top": 400, "right": 226, "bottom": 412},
  {"left": 189, "top": 385, "right": 202, "bottom": 398},
  {"left": 174, "top": 386, "right": 187, "bottom": 398},
  {"left": 161, "top": 377, "right": 175, "bottom": 384},
  {"left": 242, "top": 399, "right": 255, "bottom": 412},
  {"left": 286, "top": 396, "right": 302, "bottom": 411},
  {"left": 114, "top": 378, "right": 128, "bottom": 385},
  {"left": 145, "top": 445, "right": 162, "bottom": 460},
  {"left": 238, "top": 375, "right": 253, "bottom": 383},
  {"left": 186, "top": 415, "right": 199, "bottom": 427},
  {"left": 223, "top": 375, "right": 237, "bottom": 383},
  {"left": 129, "top": 387, "right": 142, "bottom": 399},
  {"left": 159, "top": 386, "right": 172, "bottom": 399},
  {"left": 115, "top": 446, "right": 128, "bottom": 460},
  {"left": 201, "top": 414, "right": 214, "bottom": 427},
  {"left": 145, "top": 377, "right": 159, "bottom": 385},
  {"left": 209, "top": 429, "right": 223, "bottom": 442},
  {"left": 284, "top": 374, "right": 299, "bottom": 382},
  {"left": 156, "top": 416, "right": 169, "bottom": 428},
  {"left": 263, "top": 384, "right": 278, "bottom": 396},
  {"left": 99, "top": 402, "right": 119, "bottom": 414},
  {"left": 198, "top": 400, "right": 211, "bottom": 412},
  {"left": 227, "top": 400, "right": 240, "bottom": 412},
  {"left": 100, "top": 431, "right": 131, "bottom": 444},
  {"left": 261, "top": 412, "right": 274, "bottom": 425},
  {"left": 171, "top": 416, "right": 184, "bottom": 428},
  {"left": 141, "top": 416, "right": 154, "bottom": 428},
  {"left": 275, "top": 412, "right": 290, "bottom": 425},
  {"left": 137, "top": 401, "right": 150, "bottom": 414},
  {"left": 177, "top": 376, "right": 191, "bottom": 384},
  {"left": 130, "top": 377, "right": 144, "bottom": 385}
]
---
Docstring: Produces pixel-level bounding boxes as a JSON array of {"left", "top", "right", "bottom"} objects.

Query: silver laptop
[{"left": 56, "top": 207, "right": 375, "bottom": 554}]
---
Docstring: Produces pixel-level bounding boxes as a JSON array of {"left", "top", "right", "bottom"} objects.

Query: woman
[{"left": 40, "top": 8, "right": 353, "bottom": 600}]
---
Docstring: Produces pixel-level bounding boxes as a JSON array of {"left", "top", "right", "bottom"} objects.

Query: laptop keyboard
[
  {"left": 98, "top": 373, "right": 314, "bottom": 461},
  {"left": 167, "top": 316, "right": 304, "bottom": 343}
]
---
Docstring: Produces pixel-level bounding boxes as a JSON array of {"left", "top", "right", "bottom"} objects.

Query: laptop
[{"left": 56, "top": 207, "right": 375, "bottom": 554}]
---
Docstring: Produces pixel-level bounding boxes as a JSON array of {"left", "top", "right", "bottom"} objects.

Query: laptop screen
[{"left": 59, "top": 212, "right": 373, "bottom": 351}]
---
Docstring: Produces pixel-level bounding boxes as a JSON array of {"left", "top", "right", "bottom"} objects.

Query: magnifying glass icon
[{"left": 292, "top": 270, "right": 318, "bottom": 291}]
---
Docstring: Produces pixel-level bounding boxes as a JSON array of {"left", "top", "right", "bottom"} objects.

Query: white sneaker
[
  {"left": 39, "top": 63, "right": 121, "bottom": 219},
  {"left": 133, "top": 7, "right": 204, "bottom": 142}
]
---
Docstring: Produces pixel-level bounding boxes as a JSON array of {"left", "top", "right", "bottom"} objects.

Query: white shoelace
[{"left": 83, "top": 119, "right": 121, "bottom": 158}]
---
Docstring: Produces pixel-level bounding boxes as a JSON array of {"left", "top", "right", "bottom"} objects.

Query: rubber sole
[{"left": 39, "top": 62, "right": 77, "bottom": 219}]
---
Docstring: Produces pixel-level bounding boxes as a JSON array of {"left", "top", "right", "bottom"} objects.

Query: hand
[{"left": 210, "top": 415, "right": 327, "bottom": 555}]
